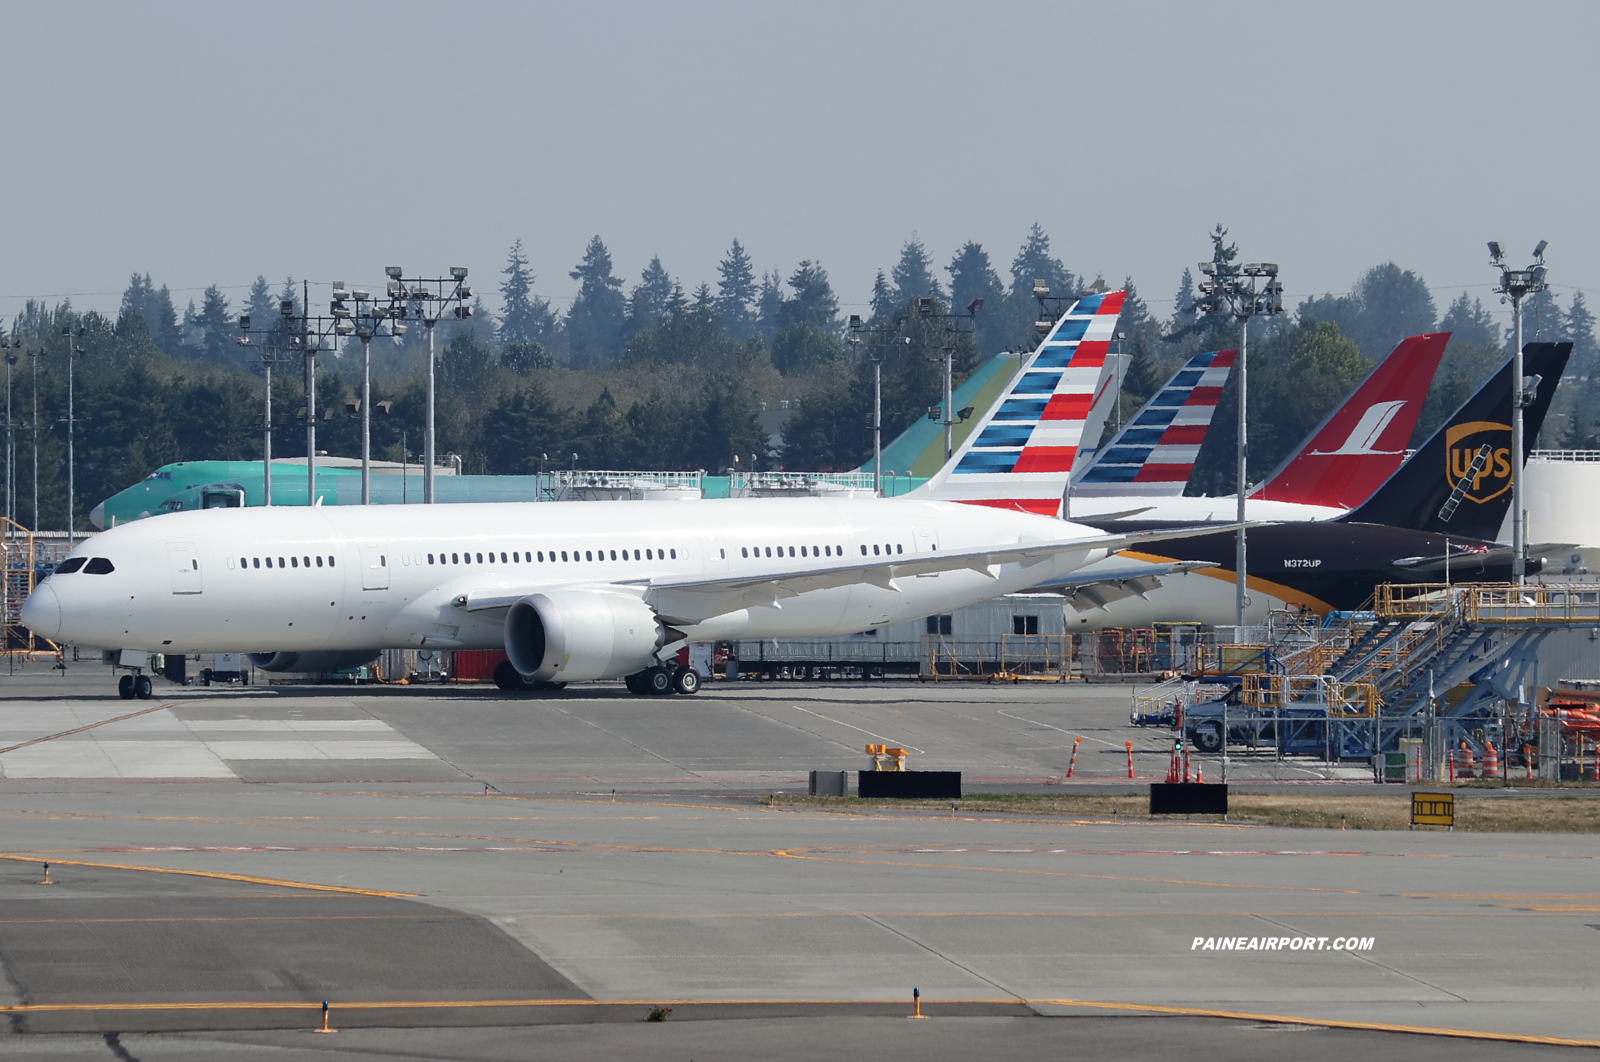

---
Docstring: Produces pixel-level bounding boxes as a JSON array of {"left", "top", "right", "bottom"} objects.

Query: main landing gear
[
  {"left": 624, "top": 665, "right": 700, "bottom": 696},
  {"left": 491, "top": 660, "right": 566, "bottom": 693},
  {"left": 117, "top": 673, "right": 154, "bottom": 700}
]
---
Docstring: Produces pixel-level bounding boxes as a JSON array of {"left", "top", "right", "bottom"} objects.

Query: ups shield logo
[{"left": 1444, "top": 421, "right": 1512, "bottom": 504}]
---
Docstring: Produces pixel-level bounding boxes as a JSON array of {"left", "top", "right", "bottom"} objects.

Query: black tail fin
[{"left": 1339, "top": 342, "right": 1571, "bottom": 538}]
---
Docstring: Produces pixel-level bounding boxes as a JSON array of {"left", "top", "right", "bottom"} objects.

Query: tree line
[{"left": 5, "top": 222, "right": 1595, "bottom": 531}]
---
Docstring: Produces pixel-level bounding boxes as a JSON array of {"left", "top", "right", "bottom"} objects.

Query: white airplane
[{"left": 21, "top": 293, "right": 1235, "bottom": 700}]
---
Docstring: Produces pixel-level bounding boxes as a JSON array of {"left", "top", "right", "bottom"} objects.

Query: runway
[{"left": 0, "top": 663, "right": 1596, "bottom": 1059}]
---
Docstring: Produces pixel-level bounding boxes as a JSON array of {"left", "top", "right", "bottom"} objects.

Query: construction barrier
[
  {"left": 858, "top": 771, "right": 961, "bottom": 799},
  {"left": 1150, "top": 784, "right": 1228, "bottom": 815}
]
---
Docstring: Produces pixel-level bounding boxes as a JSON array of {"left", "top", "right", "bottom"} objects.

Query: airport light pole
[
  {"left": 1489, "top": 240, "right": 1549, "bottom": 585},
  {"left": 235, "top": 313, "right": 296, "bottom": 506},
  {"left": 0, "top": 339, "right": 16, "bottom": 525},
  {"left": 28, "top": 344, "right": 40, "bottom": 530},
  {"left": 276, "top": 295, "right": 354, "bottom": 506},
  {"left": 61, "top": 326, "right": 86, "bottom": 545},
  {"left": 1194, "top": 261, "right": 1285, "bottom": 630},
  {"left": 382, "top": 267, "right": 472, "bottom": 503},
  {"left": 331, "top": 282, "right": 407, "bottom": 504},
  {"left": 918, "top": 297, "right": 983, "bottom": 460}
]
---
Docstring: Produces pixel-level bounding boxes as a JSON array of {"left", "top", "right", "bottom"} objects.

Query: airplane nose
[
  {"left": 89, "top": 501, "right": 106, "bottom": 530},
  {"left": 20, "top": 582, "right": 60, "bottom": 640}
]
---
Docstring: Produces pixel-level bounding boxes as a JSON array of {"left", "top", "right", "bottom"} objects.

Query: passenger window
[
  {"left": 317, "top": 556, "right": 324, "bottom": 567},
  {"left": 634, "top": 549, "right": 641, "bottom": 559},
  {"left": 537, "top": 551, "right": 544, "bottom": 562},
  {"left": 513, "top": 552, "right": 519, "bottom": 562},
  {"left": 253, "top": 558, "right": 260, "bottom": 568},
  {"left": 452, "top": 553, "right": 459, "bottom": 564},
  {"left": 860, "top": 545, "right": 867, "bottom": 556},
  {"left": 85, "top": 557, "right": 115, "bottom": 575},
  {"left": 381, "top": 556, "right": 387, "bottom": 567},
  {"left": 646, "top": 549, "right": 652, "bottom": 560},
  {"left": 799, "top": 546, "right": 806, "bottom": 557},
  {"left": 896, "top": 544, "right": 903, "bottom": 554},
  {"left": 719, "top": 548, "right": 725, "bottom": 559},
  {"left": 235, "top": 557, "right": 244, "bottom": 569},
  {"left": 265, "top": 557, "right": 273, "bottom": 568},
  {"left": 788, "top": 546, "right": 795, "bottom": 557},
  {"left": 278, "top": 557, "right": 286, "bottom": 568},
  {"left": 474, "top": 552, "right": 482, "bottom": 564},
  {"left": 561, "top": 551, "right": 568, "bottom": 562},
  {"left": 824, "top": 546, "right": 831, "bottom": 557},
  {"left": 55, "top": 557, "right": 87, "bottom": 574},
  {"left": 741, "top": 548, "right": 748, "bottom": 558},
  {"left": 500, "top": 552, "right": 507, "bottom": 563},
  {"left": 428, "top": 554, "right": 434, "bottom": 564},
  {"left": 328, "top": 556, "right": 335, "bottom": 567},
  {"left": 304, "top": 556, "right": 311, "bottom": 567},
  {"left": 764, "top": 547, "right": 771, "bottom": 558},
  {"left": 291, "top": 557, "right": 299, "bottom": 568},
  {"left": 873, "top": 545, "right": 880, "bottom": 555},
  {"left": 670, "top": 549, "right": 676, "bottom": 559}
]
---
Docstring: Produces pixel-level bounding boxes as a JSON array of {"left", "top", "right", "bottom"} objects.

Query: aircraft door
[
  {"left": 359, "top": 544, "right": 390, "bottom": 590},
  {"left": 913, "top": 527, "right": 940, "bottom": 553},
  {"left": 166, "top": 542, "right": 203, "bottom": 594}
]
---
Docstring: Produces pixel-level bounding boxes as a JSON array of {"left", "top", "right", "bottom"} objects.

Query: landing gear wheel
[
  {"left": 493, "top": 660, "right": 521, "bottom": 691},
  {"left": 1191, "top": 721, "right": 1223, "bottom": 754},
  {"left": 643, "top": 667, "right": 673, "bottom": 696},
  {"left": 624, "top": 671, "right": 647, "bottom": 694},
  {"left": 134, "top": 675, "right": 153, "bottom": 700},
  {"left": 672, "top": 667, "right": 701, "bottom": 695},
  {"left": 118, "top": 674, "right": 135, "bottom": 700}
]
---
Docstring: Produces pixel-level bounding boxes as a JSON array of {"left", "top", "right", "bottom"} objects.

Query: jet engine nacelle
[
  {"left": 504, "top": 591, "right": 662, "bottom": 683},
  {"left": 248, "top": 650, "right": 382, "bottom": 673}
]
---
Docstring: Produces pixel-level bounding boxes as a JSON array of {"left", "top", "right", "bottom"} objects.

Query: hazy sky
[{"left": 5, "top": 1, "right": 1595, "bottom": 332}]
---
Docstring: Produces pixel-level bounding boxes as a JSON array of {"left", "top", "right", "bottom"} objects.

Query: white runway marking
[{"left": 0, "top": 705, "right": 439, "bottom": 777}]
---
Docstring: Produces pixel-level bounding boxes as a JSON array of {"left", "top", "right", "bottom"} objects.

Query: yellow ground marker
[
  {"left": 0, "top": 853, "right": 414, "bottom": 898},
  {"left": 0, "top": 996, "right": 1594, "bottom": 1048},
  {"left": 0, "top": 702, "right": 176, "bottom": 755}
]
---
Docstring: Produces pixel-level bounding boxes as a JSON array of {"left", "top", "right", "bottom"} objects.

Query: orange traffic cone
[
  {"left": 1456, "top": 741, "right": 1476, "bottom": 780},
  {"left": 1481, "top": 741, "right": 1499, "bottom": 779}
]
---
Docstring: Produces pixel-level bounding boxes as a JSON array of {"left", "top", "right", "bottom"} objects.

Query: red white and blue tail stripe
[
  {"left": 1071, "top": 349, "right": 1236, "bottom": 497},
  {"left": 917, "top": 290, "right": 1125, "bottom": 516}
]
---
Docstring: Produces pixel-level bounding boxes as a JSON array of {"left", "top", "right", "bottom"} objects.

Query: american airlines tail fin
[
  {"left": 1070, "top": 348, "right": 1236, "bottom": 498},
  {"left": 1339, "top": 342, "right": 1571, "bottom": 539},
  {"left": 916, "top": 290, "right": 1126, "bottom": 516},
  {"left": 1252, "top": 332, "right": 1448, "bottom": 510}
]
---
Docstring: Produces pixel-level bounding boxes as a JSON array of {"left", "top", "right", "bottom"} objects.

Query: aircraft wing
[
  {"left": 1029, "top": 559, "right": 1216, "bottom": 613},
  {"left": 453, "top": 524, "right": 1249, "bottom": 626}
]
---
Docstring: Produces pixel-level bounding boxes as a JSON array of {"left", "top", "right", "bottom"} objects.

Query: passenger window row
[
  {"left": 862, "top": 543, "right": 904, "bottom": 557},
  {"left": 740, "top": 545, "right": 842, "bottom": 559},
  {"left": 53, "top": 557, "right": 114, "bottom": 575},
  {"left": 422, "top": 548, "right": 678, "bottom": 565},
  {"left": 241, "top": 555, "right": 334, "bottom": 570}
]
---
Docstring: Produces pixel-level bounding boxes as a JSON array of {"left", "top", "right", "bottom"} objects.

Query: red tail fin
[{"left": 1251, "top": 332, "right": 1448, "bottom": 509}]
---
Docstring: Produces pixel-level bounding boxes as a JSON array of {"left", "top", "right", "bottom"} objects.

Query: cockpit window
[
  {"left": 84, "top": 557, "right": 115, "bottom": 575},
  {"left": 54, "top": 557, "right": 87, "bottom": 574}
]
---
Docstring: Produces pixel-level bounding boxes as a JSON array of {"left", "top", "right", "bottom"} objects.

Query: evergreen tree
[
  {"left": 500, "top": 340, "right": 552, "bottom": 375},
  {"left": 869, "top": 270, "right": 896, "bottom": 323},
  {"left": 192, "top": 285, "right": 234, "bottom": 365},
  {"left": 1299, "top": 262, "right": 1436, "bottom": 359},
  {"left": 1439, "top": 292, "right": 1498, "bottom": 347},
  {"left": 1008, "top": 222, "right": 1073, "bottom": 297},
  {"left": 498, "top": 239, "right": 557, "bottom": 346},
  {"left": 1565, "top": 290, "right": 1598, "bottom": 375},
  {"left": 565, "top": 236, "right": 626, "bottom": 364},
  {"left": 756, "top": 269, "right": 784, "bottom": 347},
  {"left": 946, "top": 242, "right": 1006, "bottom": 354},
  {"left": 779, "top": 261, "right": 839, "bottom": 333},
  {"left": 772, "top": 322, "right": 842, "bottom": 376},
  {"left": 891, "top": 235, "right": 944, "bottom": 305},
  {"left": 481, "top": 380, "right": 568, "bottom": 473},
  {"left": 623, "top": 256, "right": 678, "bottom": 342},
  {"left": 1172, "top": 267, "right": 1197, "bottom": 327},
  {"left": 1119, "top": 277, "right": 1151, "bottom": 329},
  {"left": 715, "top": 239, "right": 758, "bottom": 339}
]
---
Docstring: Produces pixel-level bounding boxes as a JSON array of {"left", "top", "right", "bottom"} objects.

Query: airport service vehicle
[{"left": 23, "top": 294, "right": 1234, "bottom": 699}]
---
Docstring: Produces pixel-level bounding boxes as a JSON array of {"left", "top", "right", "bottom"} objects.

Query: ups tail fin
[
  {"left": 1071, "top": 348, "right": 1236, "bottom": 497},
  {"left": 915, "top": 291, "right": 1125, "bottom": 515},
  {"left": 1252, "top": 332, "right": 1448, "bottom": 509},
  {"left": 1339, "top": 342, "right": 1571, "bottom": 538}
]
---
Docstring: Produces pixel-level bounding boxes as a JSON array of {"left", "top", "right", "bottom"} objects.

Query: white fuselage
[{"left": 26, "top": 497, "right": 1114, "bottom": 656}]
